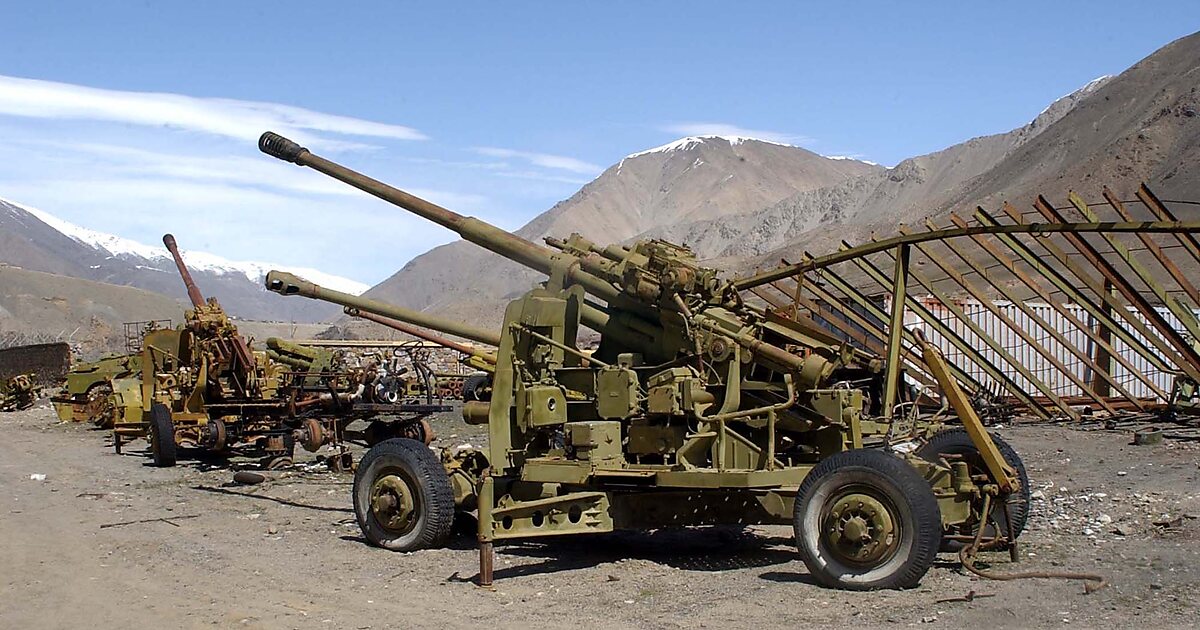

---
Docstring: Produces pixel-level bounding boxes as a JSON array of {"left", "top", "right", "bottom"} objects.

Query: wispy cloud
[
  {"left": 659, "top": 122, "right": 811, "bottom": 145},
  {"left": 0, "top": 74, "right": 427, "bottom": 150},
  {"left": 473, "top": 147, "right": 601, "bottom": 175}
]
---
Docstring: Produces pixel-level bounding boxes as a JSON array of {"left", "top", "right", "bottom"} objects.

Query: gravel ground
[{"left": 2, "top": 405, "right": 1199, "bottom": 629}]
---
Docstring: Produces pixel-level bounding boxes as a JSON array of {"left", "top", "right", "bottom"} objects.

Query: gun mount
[{"left": 260, "top": 131, "right": 1028, "bottom": 591}]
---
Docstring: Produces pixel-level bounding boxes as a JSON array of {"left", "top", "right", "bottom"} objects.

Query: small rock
[
  {"left": 1113, "top": 524, "right": 1133, "bottom": 536},
  {"left": 28, "top": 473, "right": 47, "bottom": 482},
  {"left": 921, "top": 616, "right": 938, "bottom": 624},
  {"left": 1097, "top": 514, "right": 1113, "bottom": 525},
  {"left": 1117, "top": 471, "right": 1128, "bottom": 477},
  {"left": 267, "top": 526, "right": 278, "bottom": 535}
]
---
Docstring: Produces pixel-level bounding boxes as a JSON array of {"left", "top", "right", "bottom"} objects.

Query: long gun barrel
[
  {"left": 163, "top": 234, "right": 205, "bottom": 309},
  {"left": 345, "top": 307, "right": 497, "bottom": 365},
  {"left": 258, "top": 132, "right": 629, "bottom": 313},
  {"left": 265, "top": 270, "right": 502, "bottom": 347}
]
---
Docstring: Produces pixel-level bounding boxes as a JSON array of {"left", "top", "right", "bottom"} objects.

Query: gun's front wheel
[
  {"left": 354, "top": 438, "right": 454, "bottom": 552},
  {"left": 794, "top": 449, "right": 941, "bottom": 590}
]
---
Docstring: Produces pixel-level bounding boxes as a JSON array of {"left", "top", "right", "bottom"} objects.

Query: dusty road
[{"left": 2, "top": 406, "right": 1199, "bottom": 629}]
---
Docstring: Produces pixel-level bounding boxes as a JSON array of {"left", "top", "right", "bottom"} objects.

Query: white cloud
[
  {"left": 0, "top": 74, "right": 427, "bottom": 150},
  {"left": 473, "top": 147, "right": 601, "bottom": 175},
  {"left": 659, "top": 122, "right": 811, "bottom": 145}
]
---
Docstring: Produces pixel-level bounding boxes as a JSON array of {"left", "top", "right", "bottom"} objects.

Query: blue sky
[{"left": 1, "top": 2, "right": 1197, "bottom": 285}]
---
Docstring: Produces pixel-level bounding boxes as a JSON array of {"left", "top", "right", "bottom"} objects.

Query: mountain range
[
  {"left": 3, "top": 31, "right": 1199, "bottom": 344},
  {"left": 0, "top": 197, "right": 367, "bottom": 324}
]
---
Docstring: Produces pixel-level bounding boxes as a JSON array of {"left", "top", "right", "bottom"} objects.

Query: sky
[{"left": 1, "top": 2, "right": 1198, "bottom": 285}]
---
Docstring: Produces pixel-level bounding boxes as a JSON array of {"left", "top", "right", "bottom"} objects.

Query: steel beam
[
  {"left": 903, "top": 225, "right": 1122, "bottom": 412},
  {"left": 984, "top": 205, "right": 1193, "bottom": 381},
  {"left": 1068, "top": 192, "right": 1200, "bottom": 341},
  {"left": 871, "top": 243, "right": 1077, "bottom": 419},
  {"left": 882, "top": 245, "right": 910, "bottom": 414},
  {"left": 1030, "top": 196, "right": 1200, "bottom": 376},
  {"left": 734, "top": 213, "right": 1200, "bottom": 291},
  {"left": 948, "top": 212, "right": 1168, "bottom": 401},
  {"left": 1104, "top": 187, "right": 1200, "bottom": 307},
  {"left": 1137, "top": 184, "right": 1200, "bottom": 267}
]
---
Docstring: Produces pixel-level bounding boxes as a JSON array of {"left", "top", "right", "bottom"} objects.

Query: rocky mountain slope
[
  {"left": 366, "top": 138, "right": 880, "bottom": 325},
  {"left": 0, "top": 198, "right": 367, "bottom": 322}
]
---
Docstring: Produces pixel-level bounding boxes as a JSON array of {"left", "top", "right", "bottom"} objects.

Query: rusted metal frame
[
  {"left": 882, "top": 244, "right": 911, "bottom": 414},
  {"left": 949, "top": 212, "right": 1169, "bottom": 400},
  {"left": 982, "top": 206, "right": 1188, "bottom": 379},
  {"left": 1069, "top": 192, "right": 1200, "bottom": 341},
  {"left": 1137, "top": 183, "right": 1200, "bottom": 267},
  {"left": 807, "top": 260, "right": 985, "bottom": 394},
  {"left": 930, "top": 218, "right": 1148, "bottom": 409},
  {"left": 899, "top": 227, "right": 1119, "bottom": 413},
  {"left": 1104, "top": 187, "right": 1200, "bottom": 307},
  {"left": 1030, "top": 196, "right": 1200, "bottom": 376},
  {"left": 733, "top": 216, "right": 1200, "bottom": 291},
  {"left": 777, "top": 276, "right": 938, "bottom": 387},
  {"left": 835, "top": 248, "right": 1050, "bottom": 418},
  {"left": 870, "top": 243, "right": 1077, "bottom": 419}
]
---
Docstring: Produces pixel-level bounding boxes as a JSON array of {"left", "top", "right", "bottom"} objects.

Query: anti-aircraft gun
[
  {"left": 260, "top": 132, "right": 1028, "bottom": 590},
  {"left": 107, "top": 235, "right": 292, "bottom": 466}
]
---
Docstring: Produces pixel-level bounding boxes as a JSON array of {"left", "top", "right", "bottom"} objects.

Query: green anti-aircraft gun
[{"left": 259, "top": 131, "right": 1029, "bottom": 590}]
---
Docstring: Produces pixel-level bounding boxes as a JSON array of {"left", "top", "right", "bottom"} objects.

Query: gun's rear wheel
[
  {"left": 794, "top": 449, "right": 940, "bottom": 590},
  {"left": 917, "top": 428, "right": 1030, "bottom": 551},
  {"left": 148, "top": 403, "right": 177, "bottom": 468},
  {"left": 354, "top": 438, "right": 454, "bottom": 552}
]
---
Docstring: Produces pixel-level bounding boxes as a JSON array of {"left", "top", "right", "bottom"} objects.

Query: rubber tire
[
  {"left": 794, "top": 449, "right": 941, "bottom": 590},
  {"left": 148, "top": 403, "right": 177, "bottom": 468},
  {"left": 917, "top": 428, "right": 1031, "bottom": 551},
  {"left": 462, "top": 374, "right": 489, "bottom": 402},
  {"left": 353, "top": 438, "right": 454, "bottom": 552}
]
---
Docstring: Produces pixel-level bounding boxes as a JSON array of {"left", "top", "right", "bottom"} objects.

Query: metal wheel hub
[
  {"left": 825, "top": 493, "right": 896, "bottom": 564},
  {"left": 370, "top": 474, "right": 416, "bottom": 533}
]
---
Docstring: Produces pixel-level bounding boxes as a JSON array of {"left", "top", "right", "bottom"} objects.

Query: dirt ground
[{"left": 2, "top": 406, "right": 1199, "bottom": 630}]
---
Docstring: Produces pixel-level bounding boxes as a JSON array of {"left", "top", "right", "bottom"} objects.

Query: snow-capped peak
[
  {"left": 1036, "top": 75, "right": 1113, "bottom": 118},
  {"left": 2, "top": 196, "right": 370, "bottom": 295},
  {"left": 624, "top": 135, "right": 795, "bottom": 160}
]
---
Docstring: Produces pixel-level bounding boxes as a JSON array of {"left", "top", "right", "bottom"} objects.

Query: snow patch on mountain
[
  {"left": 625, "top": 135, "right": 795, "bottom": 160},
  {"left": 2, "top": 196, "right": 369, "bottom": 295}
]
